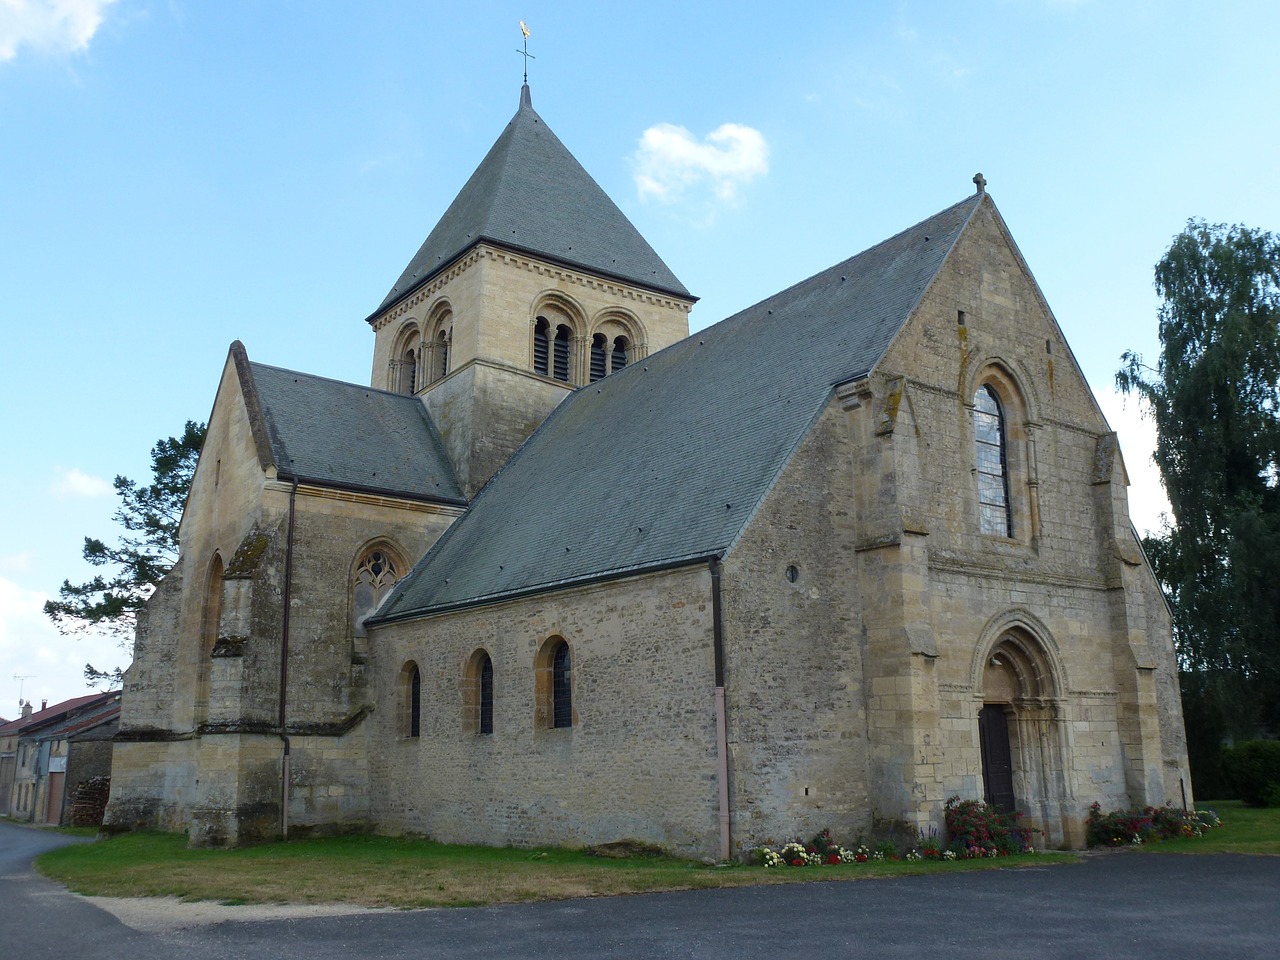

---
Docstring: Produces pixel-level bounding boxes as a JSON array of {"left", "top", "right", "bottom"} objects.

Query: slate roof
[
  {"left": 242, "top": 352, "right": 465, "bottom": 504},
  {"left": 369, "top": 85, "right": 691, "bottom": 320},
  {"left": 374, "top": 193, "right": 984, "bottom": 621}
]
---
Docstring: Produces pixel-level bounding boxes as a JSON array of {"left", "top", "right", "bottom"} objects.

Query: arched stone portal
[{"left": 976, "top": 623, "right": 1075, "bottom": 846}]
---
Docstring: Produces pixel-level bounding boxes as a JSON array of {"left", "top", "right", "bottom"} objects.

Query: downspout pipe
[
  {"left": 709, "top": 557, "right": 731, "bottom": 861},
  {"left": 278, "top": 476, "right": 299, "bottom": 839}
]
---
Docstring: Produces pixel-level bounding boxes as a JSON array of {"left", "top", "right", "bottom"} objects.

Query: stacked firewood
[{"left": 68, "top": 777, "right": 111, "bottom": 826}]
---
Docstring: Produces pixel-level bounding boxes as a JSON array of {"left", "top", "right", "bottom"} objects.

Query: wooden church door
[{"left": 979, "top": 704, "right": 1017, "bottom": 814}]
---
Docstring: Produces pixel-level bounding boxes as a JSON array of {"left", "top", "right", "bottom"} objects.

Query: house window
[
  {"left": 402, "top": 661, "right": 421, "bottom": 738},
  {"left": 552, "top": 641, "right": 572, "bottom": 728},
  {"left": 533, "top": 317, "right": 550, "bottom": 375},
  {"left": 589, "top": 333, "right": 608, "bottom": 382},
  {"left": 611, "top": 336, "right": 629, "bottom": 373},
  {"left": 974, "top": 384, "right": 1012, "bottom": 537},
  {"left": 553, "top": 324, "right": 571, "bottom": 382},
  {"left": 353, "top": 548, "right": 401, "bottom": 636}
]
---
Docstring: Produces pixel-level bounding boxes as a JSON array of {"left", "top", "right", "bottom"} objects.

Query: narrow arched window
[
  {"left": 403, "top": 662, "right": 421, "bottom": 738},
  {"left": 435, "top": 329, "right": 449, "bottom": 381},
  {"left": 589, "top": 333, "right": 608, "bottom": 382},
  {"left": 552, "top": 641, "right": 572, "bottom": 728},
  {"left": 479, "top": 654, "right": 494, "bottom": 735},
  {"left": 974, "top": 385, "right": 1012, "bottom": 537},
  {"left": 553, "top": 324, "right": 571, "bottom": 382},
  {"left": 353, "top": 548, "right": 400, "bottom": 636},
  {"left": 611, "top": 336, "right": 629, "bottom": 373},
  {"left": 533, "top": 317, "right": 550, "bottom": 376},
  {"left": 401, "top": 348, "right": 417, "bottom": 396}
]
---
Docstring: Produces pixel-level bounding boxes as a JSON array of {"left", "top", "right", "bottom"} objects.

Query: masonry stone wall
[
  {"left": 718, "top": 403, "right": 870, "bottom": 854},
  {"left": 367, "top": 567, "right": 722, "bottom": 857}
]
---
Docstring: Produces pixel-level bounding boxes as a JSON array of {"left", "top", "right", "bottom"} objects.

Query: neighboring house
[
  {"left": 103, "top": 84, "right": 1190, "bottom": 856},
  {"left": 2, "top": 692, "right": 120, "bottom": 824}
]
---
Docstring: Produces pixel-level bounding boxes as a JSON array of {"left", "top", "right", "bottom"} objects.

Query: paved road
[{"left": 3, "top": 820, "right": 1276, "bottom": 959}]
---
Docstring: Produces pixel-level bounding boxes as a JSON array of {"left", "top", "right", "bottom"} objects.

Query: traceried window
[
  {"left": 974, "top": 385, "right": 1012, "bottom": 537},
  {"left": 352, "top": 548, "right": 400, "bottom": 636}
]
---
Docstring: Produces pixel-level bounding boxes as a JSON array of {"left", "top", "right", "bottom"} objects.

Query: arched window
[
  {"left": 974, "top": 385, "right": 1012, "bottom": 537},
  {"left": 553, "top": 324, "right": 571, "bottom": 382},
  {"left": 533, "top": 317, "right": 550, "bottom": 376},
  {"left": 352, "top": 547, "right": 401, "bottom": 637},
  {"left": 589, "top": 333, "right": 608, "bottom": 382},
  {"left": 552, "top": 641, "right": 572, "bottom": 728},
  {"left": 611, "top": 336, "right": 629, "bottom": 373},
  {"left": 479, "top": 654, "right": 494, "bottom": 735},
  {"left": 464, "top": 649, "right": 495, "bottom": 735},
  {"left": 401, "top": 661, "right": 421, "bottom": 738},
  {"left": 401, "top": 346, "right": 418, "bottom": 395},
  {"left": 196, "top": 555, "right": 223, "bottom": 723},
  {"left": 434, "top": 328, "right": 449, "bottom": 382}
]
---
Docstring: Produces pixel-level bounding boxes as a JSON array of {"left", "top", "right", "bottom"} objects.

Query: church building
[{"left": 103, "top": 85, "right": 1191, "bottom": 857}]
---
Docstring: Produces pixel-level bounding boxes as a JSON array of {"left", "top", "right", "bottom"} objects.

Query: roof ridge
[{"left": 247, "top": 359, "right": 422, "bottom": 401}]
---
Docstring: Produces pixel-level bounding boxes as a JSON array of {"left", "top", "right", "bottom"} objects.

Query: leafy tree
[
  {"left": 45, "top": 421, "right": 206, "bottom": 686},
  {"left": 1118, "top": 220, "right": 1280, "bottom": 789}
]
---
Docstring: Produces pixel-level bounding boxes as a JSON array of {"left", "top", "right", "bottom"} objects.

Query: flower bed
[
  {"left": 1085, "top": 802, "right": 1221, "bottom": 847},
  {"left": 756, "top": 800, "right": 1041, "bottom": 868}
]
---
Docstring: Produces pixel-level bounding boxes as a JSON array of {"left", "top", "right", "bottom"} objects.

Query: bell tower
[{"left": 366, "top": 85, "right": 695, "bottom": 498}]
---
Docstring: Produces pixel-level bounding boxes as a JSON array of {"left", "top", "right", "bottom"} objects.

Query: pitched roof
[
  {"left": 0, "top": 692, "right": 117, "bottom": 737},
  {"left": 234, "top": 344, "right": 464, "bottom": 504},
  {"left": 369, "top": 85, "right": 691, "bottom": 320},
  {"left": 374, "top": 193, "right": 983, "bottom": 621}
]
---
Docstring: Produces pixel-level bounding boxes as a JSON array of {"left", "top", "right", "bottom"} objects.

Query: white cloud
[
  {"left": 51, "top": 466, "right": 114, "bottom": 498},
  {"left": 1094, "top": 385, "right": 1171, "bottom": 538},
  {"left": 633, "top": 122, "right": 769, "bottom": 208},
  {"left": 0, "top": 0, "right": 118, "bottom": 62}
]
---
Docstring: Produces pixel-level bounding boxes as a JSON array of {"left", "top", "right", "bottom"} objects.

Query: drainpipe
[
  {"left": 278, "top": 476, "right": 299, "bottom": 839},
  {"left": 709, "top": 557, "right": 731, "bottom": 861}
]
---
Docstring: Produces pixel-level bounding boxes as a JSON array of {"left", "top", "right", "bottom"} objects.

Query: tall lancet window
[
  {"left": 611, "top": 336, "right": 629, "bottom": 373},
  {"left": 974, "top": 385, "right": 1012, "bottom": 537},
  {"left": 401, "top": 348, "right": 417, "bottom": 395}
]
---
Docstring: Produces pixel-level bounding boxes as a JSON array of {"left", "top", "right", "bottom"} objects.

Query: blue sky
[{"left": 2, "top": 1, "right": 1278, "bottom": 714}]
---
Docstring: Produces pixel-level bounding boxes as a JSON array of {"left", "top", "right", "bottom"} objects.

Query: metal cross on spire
[{"left": 517, "top": 20, "right": 535, "bottom": 84}]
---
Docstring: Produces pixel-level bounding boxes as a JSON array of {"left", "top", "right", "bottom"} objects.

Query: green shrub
[{"left": 1222, "top": 740, "right": 1280, "bottom": 807}]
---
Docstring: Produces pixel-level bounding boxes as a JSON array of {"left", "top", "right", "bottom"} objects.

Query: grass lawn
[
  {"left": 35, "top": 833, "right": 1078, "bottom": 909},
  {"left": 1137, "top": 800, "right": 1280, "bottom": 856}
]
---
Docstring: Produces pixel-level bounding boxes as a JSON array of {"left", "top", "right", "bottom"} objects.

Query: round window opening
[{"left": 785, "top": 565, "right": 799, "bottom": 583}]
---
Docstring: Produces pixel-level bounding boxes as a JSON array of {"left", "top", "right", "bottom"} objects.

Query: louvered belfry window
[
  {"left": 553, "top": 324, "right": 571, "bottom": 382},
  {"left": 611, "top": 336, "right": 629, "bottom": 373},
  {"left": 590, "top": 334, "right": 608, "bottom": 382},
  {"left": 479, "top": 654, "right": 494, "bottom": 735},
  {"left": 402, "top": 349, "right": 417, "bottom": 395},
  {"left": 533, "top": 318, "right": 550, "bottom": 375},
  {"left": 552, "top": 641, "right": 572, "bottom": 728},
  {"left": 974, "top": 385, "right": 1012, "bottom": 537}
]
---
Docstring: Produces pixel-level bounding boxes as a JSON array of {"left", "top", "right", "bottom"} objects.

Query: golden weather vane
[{"left": 517, "top": 20, "right": 535, "bottom": 84}]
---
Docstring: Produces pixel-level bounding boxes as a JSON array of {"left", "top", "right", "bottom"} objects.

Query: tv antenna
[{"left": 13, "top": 674, "right": 35, "bottom": 707}]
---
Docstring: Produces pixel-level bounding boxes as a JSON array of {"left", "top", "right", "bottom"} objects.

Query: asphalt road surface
[{"left": 2, "top": 819, "right": 1276, "bottom": 959}]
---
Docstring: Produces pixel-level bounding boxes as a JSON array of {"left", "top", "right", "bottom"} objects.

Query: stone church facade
[{"left": 104, "top": 85, "right": 1190, "bottom": 857}]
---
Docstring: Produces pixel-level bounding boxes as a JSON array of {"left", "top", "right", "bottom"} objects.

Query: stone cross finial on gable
[{"left": 973, "top": 172, "right": 987, "bottom": 194}]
